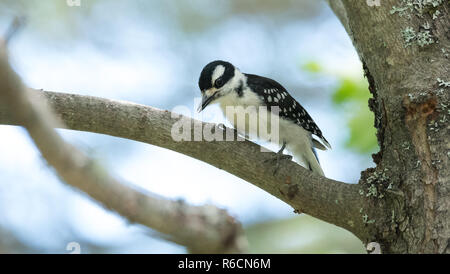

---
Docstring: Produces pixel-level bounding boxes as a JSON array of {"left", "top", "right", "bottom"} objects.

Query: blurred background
[{"left": 0, "top": 0, "right": 378, "bottom": 253}]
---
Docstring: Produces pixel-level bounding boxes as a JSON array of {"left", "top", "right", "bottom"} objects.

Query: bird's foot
[{"left": 264, "top": 142, "right": 293, "bottom": 175}]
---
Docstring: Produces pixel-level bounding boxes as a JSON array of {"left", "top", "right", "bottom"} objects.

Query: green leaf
[
  {"left": 302, "top": 61, "right": 323, "bottom": 73},
  {"left": 333, "top": 78, "right": 370, "bottom": 104},
  {"left": 332, "top": 76, "right": 378, "bottom": 154},
  {"left": 346, "top": 107, "right": 378, "bottom": 153},
  {"left": 300, "top": 60, "right": 378, "bottom": 154}
]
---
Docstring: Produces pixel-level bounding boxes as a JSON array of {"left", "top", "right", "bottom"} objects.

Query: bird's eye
[{"left": 215, "top": 78, "right": 224, "bottom": 88}]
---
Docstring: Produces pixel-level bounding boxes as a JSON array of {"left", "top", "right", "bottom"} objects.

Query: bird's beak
[{"left": 197, "top": 90, "right": 218, "bottom": 112}]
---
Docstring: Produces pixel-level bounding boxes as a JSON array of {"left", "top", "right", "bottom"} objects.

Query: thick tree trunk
[{"left": 330, "top": 0, "right": 449, "bottom": 253}]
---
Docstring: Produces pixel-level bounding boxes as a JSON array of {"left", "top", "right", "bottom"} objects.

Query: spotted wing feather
[{"left": 245, "top": 73, "right": 331, "bottom": 149}]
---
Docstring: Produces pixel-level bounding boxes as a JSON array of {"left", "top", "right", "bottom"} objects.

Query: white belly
[
  {"left": 218, "top": 90, "right": 273, "bottom": 142},
  {"left": 216, "top": 90, "right": 319, "bottom": 173},
  {"left": 218, "top": 92, "right": 311, "bottom": 147}
]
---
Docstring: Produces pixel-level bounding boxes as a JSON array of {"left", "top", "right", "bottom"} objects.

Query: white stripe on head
[
  {"left": 211, "top": 65, "right": 225, "bottom": 84},
  {"left": 221, "top": 67, "right": 245, "bottom": 93}
]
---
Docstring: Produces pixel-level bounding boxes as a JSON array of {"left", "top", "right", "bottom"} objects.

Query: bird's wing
[{"left": 245, "top": 73, "right": 331, "bottom": 150}]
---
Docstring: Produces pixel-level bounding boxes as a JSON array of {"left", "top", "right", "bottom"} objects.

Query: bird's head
[{"left": 197, "top": 60, "right": 241, "bottom": 112}]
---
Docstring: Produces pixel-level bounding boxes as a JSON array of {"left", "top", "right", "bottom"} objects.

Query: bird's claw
[{"left": 264, "top": 142, "right": 292, "bottom": 175}]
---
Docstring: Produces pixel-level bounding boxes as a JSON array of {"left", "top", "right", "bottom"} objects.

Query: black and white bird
[{"left": 197, "top": 60, "right": 331, "bottom": 176}]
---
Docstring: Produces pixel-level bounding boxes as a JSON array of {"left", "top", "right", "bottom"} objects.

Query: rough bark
[{"left": 329, "top": 0, "right": 449, "bottom": 253}]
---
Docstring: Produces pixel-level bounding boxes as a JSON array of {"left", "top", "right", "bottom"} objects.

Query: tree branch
[
  {"left": 0, "top": 46, "right": 247, "bottom": 254},
  {"left": 0, "top": 90, "right": 374, "bottom": 241}
]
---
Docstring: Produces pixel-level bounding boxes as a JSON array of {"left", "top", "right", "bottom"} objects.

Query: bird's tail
[{"left": 290, "top": 144, "right": 324, "bottom": 176}]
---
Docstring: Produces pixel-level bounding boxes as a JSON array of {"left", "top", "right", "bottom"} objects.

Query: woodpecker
[{"left": 197, "top": 60, "right": 331, "bottom": 176}]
